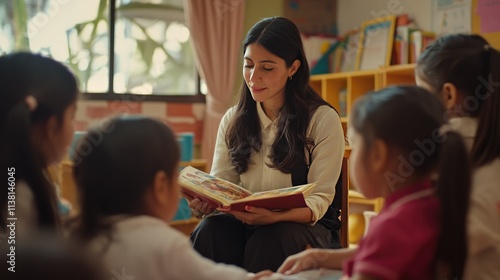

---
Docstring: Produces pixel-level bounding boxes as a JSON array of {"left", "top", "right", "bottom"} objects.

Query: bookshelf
[
  {"left": 179, "top": 159, "right": 208, "bottom": 172},
  {"left": 311, "top": 64, "right": 417, "bottom": 212}
]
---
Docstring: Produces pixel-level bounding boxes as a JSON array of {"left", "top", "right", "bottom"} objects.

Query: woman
[{"left": 189, "top": 17, "right": 345, "bottom": 272}]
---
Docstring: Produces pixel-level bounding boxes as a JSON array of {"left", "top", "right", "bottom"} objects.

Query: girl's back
[
  {"left": 89, "top": 215, "right": 247, "bottom": 279},
  {"left": 416, "top": 34, "right": 500, "bottom": 279},
  {"left": 73, "top": 116, "right": 249, "bottom": 280}
]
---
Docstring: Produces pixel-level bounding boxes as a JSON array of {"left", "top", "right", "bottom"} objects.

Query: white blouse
[
  {"left": 89, "top": 216, "right": 249, "bottom": 280},
  {"left": 451, "top": 118, "right": 500, "bottom": 280},
  {"left": 211, "top": 103, "right": 345, "bottom": 223}
]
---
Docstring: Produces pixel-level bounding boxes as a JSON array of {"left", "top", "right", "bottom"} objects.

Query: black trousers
[{"left": 190, "top": 214, "right": 339, "bottom": 272}]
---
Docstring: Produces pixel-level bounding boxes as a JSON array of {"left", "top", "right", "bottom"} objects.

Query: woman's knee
[
  {"left": 191, "top": 214, "right": 244, "bottom": 242},
  {"left": 248, "top": 222, "right": 333, "bottom": 251},
  {"left": 247, "top": 222, "right": 310, "bottom": 250}
]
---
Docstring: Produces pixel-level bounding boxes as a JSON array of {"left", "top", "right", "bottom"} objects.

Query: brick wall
[{"left": 75, "top": 100, "right": 205, "bottom": 144}]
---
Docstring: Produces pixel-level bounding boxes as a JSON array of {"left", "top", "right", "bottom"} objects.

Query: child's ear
[
  {"left": 152, "top": 171, "right": 169, "bottom": 205},
  {"left": 370, "top": 139, "right": 389, "bottom": 173},
  {"left": 40, "top": 116, "right": 62, "bottom": 146},
  {"left": 441, "top": 82, "right": 459, "bottom": 110}
]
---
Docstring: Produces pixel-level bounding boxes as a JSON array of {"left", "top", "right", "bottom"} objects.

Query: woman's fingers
[
  {"left": 188, "top": 198, "right": 201, "bottom": 209},
  {"left": 188, "top": 198, "right": 215, "bottom": 218},
  {"left": 198, "top": 202, "right": 209, "bottom": 213}
]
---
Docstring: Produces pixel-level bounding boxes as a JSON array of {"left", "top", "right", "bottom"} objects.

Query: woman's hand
[
  {"left": 219, "top": 206, "right": 278, "bottom": 225},
  {"left": 187, "top": 197, "right": 216, "bottom": 219}
]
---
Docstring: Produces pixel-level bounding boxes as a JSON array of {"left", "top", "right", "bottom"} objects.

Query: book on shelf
[
  {"left": 409, "top": 30, "right": 435, "bottom": 63},
  {"left": 178, "top": 166, "right": 316, "bottom": 211},
  {"left": 392, "top": 25, "right": 418, "bottom": 65}
]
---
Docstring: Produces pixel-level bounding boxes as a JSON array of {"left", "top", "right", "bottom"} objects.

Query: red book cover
[
  {"left": 226, "top": 193, "right": 308, "bottom": 211},
  {"left": 178, "top": 166, "right": 315, "bottom": 211}
]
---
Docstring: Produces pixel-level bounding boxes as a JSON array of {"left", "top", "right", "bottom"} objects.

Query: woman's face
[{"left": 243, "top": 43, "right": 295, "bottom": 111}]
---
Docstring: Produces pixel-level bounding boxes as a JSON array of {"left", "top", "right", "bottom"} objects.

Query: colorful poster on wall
[
  {"left": 433, "top": 0, "right": 472, "bottom": 36},
  {"left": 476, "top": 0, "right": 500, "bottom": 33},
  {"left": 284, "top": 0, "right": 338, "bottom": 35}
]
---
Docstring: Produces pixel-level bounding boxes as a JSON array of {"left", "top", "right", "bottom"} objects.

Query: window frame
[{"left": 82, "top": 0, "right": 205, "bottom": 103}]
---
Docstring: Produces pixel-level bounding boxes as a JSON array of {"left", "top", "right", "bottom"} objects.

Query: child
[
  {"left": 72, "top": 116, "right": 270, "bottom": 280},
  {"left": 278, "top": 86, "right": 471, "bottom": 279},
  {"left": 416, "top": 34, "right": 500, "bottom": 280},
  {"left": 0, "top": 52, "right": 78, "bottom": 234}
]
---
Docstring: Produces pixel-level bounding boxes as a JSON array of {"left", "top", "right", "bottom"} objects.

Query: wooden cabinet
[
  {"left": 310, "top": 64, "right": 416, "bottom": 213},
  {"left": 179, "top": 159, "right": 208, "bottom": 172}
]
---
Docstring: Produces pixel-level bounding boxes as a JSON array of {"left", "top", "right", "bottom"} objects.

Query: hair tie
[
  {"left": 484, "top": 44, "right": 490, "bottom": 51},
  {"left": 25, "top": 95, "right": 38, "bottom": 112}
]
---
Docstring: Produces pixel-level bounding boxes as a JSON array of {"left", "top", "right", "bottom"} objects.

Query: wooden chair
[
  {"left": 339, "top": 157, "right": 349, "bottom": 248},
  {"left": 305, "top": 157, "right": 349, "bottom": 250}
]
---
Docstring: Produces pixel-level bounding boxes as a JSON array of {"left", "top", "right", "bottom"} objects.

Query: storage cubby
[
  {"left": 381, "top": 64, "right": 417, "bottom": 87},
  {"left": 348, "top": 71, "right": 377, "bottom": 116},
  {"left": 310, "top": 64, "right": 417, "bottom": 218}
]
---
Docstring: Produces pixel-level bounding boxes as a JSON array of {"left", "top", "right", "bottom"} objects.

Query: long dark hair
[
  {"left": 0, "top": 52, "right": 78, "bottom": 230},
  {"left": 73, "top": 116, "right": 180, "bottom": 241},
  {"left": 417, "top": 34, "right": 500, "bottom": 167},
  {"left": 351, "top": 86, "right": 471, "bottom": 279},
  {"left": 227, "top": 16, "right": 332, "bottom": 174}
]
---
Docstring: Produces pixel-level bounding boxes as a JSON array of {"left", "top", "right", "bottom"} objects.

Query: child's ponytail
[
  {"left": 472, "top": 46, "right": 500, "bottom": 167},
  {"left": 435, "top": 130, "right": 471, "bottom": 279},
  {"left": 1, "top": 101, "right": 60, "bottom": 230}
]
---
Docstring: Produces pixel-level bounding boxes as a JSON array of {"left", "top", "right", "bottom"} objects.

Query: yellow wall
[
  {"left": 231, "top": 0, "right": 284, "bottom": 103},
  {"left": 243, "top": 0, "right": 284, "bottom": 34}
]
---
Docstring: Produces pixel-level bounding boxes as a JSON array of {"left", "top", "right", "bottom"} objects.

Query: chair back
[
  {"left": 330, "top": 157, "right": 349, "bottom": 247},
  {"left": 339, "top": 157, "right": 349, "bottom": 248}
]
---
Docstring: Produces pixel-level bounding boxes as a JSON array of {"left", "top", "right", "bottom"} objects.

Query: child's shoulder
[
  {"left": 94, "top": 215, "right": 189, "bottom": 254},
  {"left": 369, "top": 195, "right": 440, "bottom": 241},
  {"left": 116, "top": 215, "right": 185, "bottom": 239}
]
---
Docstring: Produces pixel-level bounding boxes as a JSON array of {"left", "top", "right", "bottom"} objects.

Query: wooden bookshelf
[
  {"left": 179, "top": 159, "right": 208, "bottom": 172},
  {"left": 311, "top": 64, "right": 417, "bottom": 213}
]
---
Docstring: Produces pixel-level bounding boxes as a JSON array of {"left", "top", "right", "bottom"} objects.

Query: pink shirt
[{"left": 344, "top": 181, "right": 440, "bottom": 280}]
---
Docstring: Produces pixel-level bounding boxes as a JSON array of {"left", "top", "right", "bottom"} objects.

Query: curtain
[{"left": 183, "top": 0, "right": 245, "bottom": 171}]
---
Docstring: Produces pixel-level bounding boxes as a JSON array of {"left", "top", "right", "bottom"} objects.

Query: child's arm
[{"left": 277, "top": 248, "right": 356, "bottom": 275}]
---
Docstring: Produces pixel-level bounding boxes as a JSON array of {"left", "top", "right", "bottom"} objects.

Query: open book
[{"left": 178, "top": 166, "right": 316, "bottom": 211}]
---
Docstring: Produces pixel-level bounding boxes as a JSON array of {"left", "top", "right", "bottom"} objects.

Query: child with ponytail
[
  {"left": 278, "top": 86, "right": 471, "bottom": 280},
  {"left": 417, "top": 34, "right": 500, "bottom": 279},
  {"left": 0, "top": 52, "right": 78, "bottom": 234}
]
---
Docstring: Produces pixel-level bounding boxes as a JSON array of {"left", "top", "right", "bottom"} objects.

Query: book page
[{"left": 179, "top": 166, "right": 252, "bottom": 203}]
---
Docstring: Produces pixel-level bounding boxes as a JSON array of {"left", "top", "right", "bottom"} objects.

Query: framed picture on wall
[
  {"left": 356, "top": 15, "right": 397, "bottom": 71},
  {"left": 340, "top": 30, "right": 361, "bottom": 72}
]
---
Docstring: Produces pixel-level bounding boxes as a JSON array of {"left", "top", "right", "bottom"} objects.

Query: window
[{"left": 0, "top": 0, "right": 204, "bottom": 102}]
